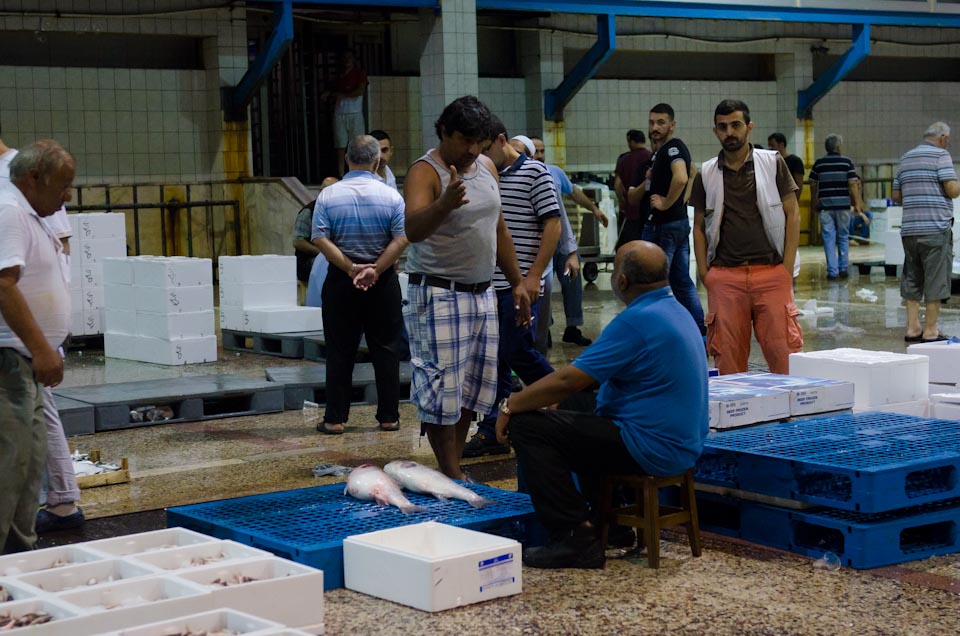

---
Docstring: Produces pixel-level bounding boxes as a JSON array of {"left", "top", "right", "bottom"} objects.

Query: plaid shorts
[{"left": 404, "top": 284, "right": 499, "bottom": 425}]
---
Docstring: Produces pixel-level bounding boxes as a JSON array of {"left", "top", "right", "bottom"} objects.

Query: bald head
[{"left": 612, "top": 241, "right": 669, "bottom": 302}]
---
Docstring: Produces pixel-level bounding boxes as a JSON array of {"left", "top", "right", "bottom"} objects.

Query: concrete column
[
  {"left": 520, "top": 31, "right": 565, "bottom": 167},
  {"left": 419, "top": 0, "right": 479, "bottom": 153},
  {"left": 775, "top": 51, "right": 814, "bottom": 166}
]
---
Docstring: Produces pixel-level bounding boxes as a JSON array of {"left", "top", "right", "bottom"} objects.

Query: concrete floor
[{"left": 52, "top": 244, "right": 960, "bottom": 635}]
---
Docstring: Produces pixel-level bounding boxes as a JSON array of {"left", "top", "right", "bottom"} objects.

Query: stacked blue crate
[
  {"left": 167, "top": 482, "right": 537, "bottom": 589},
  {"left": 693, "top": 412, "right": 960, "bottom": 567}
]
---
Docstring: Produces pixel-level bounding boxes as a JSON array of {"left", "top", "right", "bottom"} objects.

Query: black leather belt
[{"left": 408, "top": 273, "right": 490, "bottom": 293}]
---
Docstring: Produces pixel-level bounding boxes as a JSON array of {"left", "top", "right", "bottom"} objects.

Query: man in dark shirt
[
  {"left": 767, "top": 132, "right": 805, "bottom": 195},
  {"left": 614, "top": 130, "right": 652, "bottom": 246},
  {"left": 626, "top": 103, "right": 704, "bottom": 333},
  {"left": 809, "top": 134, "right": 865, "bottom": 280}
]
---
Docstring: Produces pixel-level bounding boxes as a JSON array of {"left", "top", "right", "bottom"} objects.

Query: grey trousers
[
  {"left": 41, "top": 386, "right": 80, "bottom": 507},
  {"left": 0, "top": 349, "right": 47, "bottom": 554}
]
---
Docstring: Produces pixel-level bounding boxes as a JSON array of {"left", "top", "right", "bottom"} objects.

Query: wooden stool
[{"left": 597, "top": 469, "right": 702, "bottom": 568}]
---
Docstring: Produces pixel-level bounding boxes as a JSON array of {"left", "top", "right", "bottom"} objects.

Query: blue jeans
[
  {"left": 820, "top": 208, "right": 852, "bottom": 276},
  {"left": 552, "top": 249, "right": 585, "bottom": 327},
  {"left": 476, "top": 289, "right": 554, "bottom": 438},
  {"left": 849, "top": 210, "right": 872, "bottom": 240},
  {"left": 641, "top": 219, "right": 705, "bottom": 330}
]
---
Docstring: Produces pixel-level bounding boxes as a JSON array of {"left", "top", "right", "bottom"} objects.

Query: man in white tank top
[{"left": 403, "top": 96, "right": 529, "bottom": 479}]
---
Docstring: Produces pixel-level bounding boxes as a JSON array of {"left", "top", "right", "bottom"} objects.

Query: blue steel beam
[
  {"left": 545, "top": 14, "right": 616, "bottom": 122},
  {"left": 797, "top": 22, "right": 870, "bottom": 118},
  {"left": 226, "top": 1, "right": 294, "bottom": 122},
  {"left": 475, "top": 0, "right": 960, "bottom": 28}
]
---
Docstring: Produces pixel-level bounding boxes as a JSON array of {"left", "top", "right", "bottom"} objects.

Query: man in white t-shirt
[
  {"left": 0, "top": 134, "right": 84, "bottom": 537},
  {"left": 331, "top": 50, "right": 368, "bottom": 177},
  {"left": 369, "top": 129, "right": 398, "bottom": 192}
]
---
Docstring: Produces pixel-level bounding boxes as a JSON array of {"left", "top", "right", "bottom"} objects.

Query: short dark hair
[
  {"left": 626, "top": 129, "right": 645, "bottom": 144},
  {"left": 368, "top": 129, "right": 391, "bottom": 142},
  {"left": 488, "top": 114, "right": 507, "bottom": 140},
  {"left": 434, "top": 96, "right": 495, "bottom": 141},
  {"left": 714, "top": 99, "right": 751, "bottom": 125},
  {"left": 649, "top": 103, "right": 675, "bottom": 120},
  {"left": 768, "top": 132, "right": 787, "bottom": 146}
]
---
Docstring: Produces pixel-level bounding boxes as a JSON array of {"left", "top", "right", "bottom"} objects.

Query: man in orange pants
[{"left": 690, "top": 99, "right": 803, "bottom": 374}]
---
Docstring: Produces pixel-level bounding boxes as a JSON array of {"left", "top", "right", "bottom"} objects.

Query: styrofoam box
[
  {"left": 242, "top": 307, "right": 323, "bottom": 333},
  {"left": 78, "top": 264, "right": 103, "bottom": 289},
  {"left": 718, "top": 372, "right": 855, "bottom": 415},
  {"left": 57, "top": 576, "right": 210, "bottom": 634},
  {"left": 135, "top": 335, "right": 218, "bottom": 365},
  {"left": 344, "top": 522, "right": 522, "bottom": 613},
  {"left": 78, "top": 213, "right": 127, "bottom": 240},
  {"left": 908, "top": 340, "right": 960, "bottom": 384},
  {"left": 105, "top": 310, "right": 137, "bottom": 336},
  {"left": 83, "top": 286, "right": 104, "bottom": 311},
  {"left": 789, "top": 348, "right": 928, "bottom": 409},
  {"left": 708, "top": 400, "right": 721, "bottom": 429},
  {"left": 176, "top": 557, "right": 324, "bottom": 628},
  {"left": 84, "top": 529, "right": 219, "bottom": 557},
  {"left": 0, "top": 578, "right": 42, "bottom": 604},
  {"left": 854, "top": 400, "right": 929, "bottom": 418},
  {"left": 105, "top": 333, "right": 138, "bottom": 360},
  {"left": 219, "top": 282, "right": 298, "bottom": 309},
  {"left": 70, "top": 312, "right": 84, "bottom": 336},
  {"left": 128, "top": 541, "right": 271, "bottom": 573},
  {"left": 103, "top": 258, "right": 135, "bottom": 286},
  {"left": 134, "top": 285, "right": 214, "bottom": 314},
  {"left": 219, "top": 256, "right": 296, "bottom": 284},
  {"left": 884, "top": 229, "right": 905, "bottom": 266},
  {"left": 79, "top": 239, "right": 127, "bottom": 265},
  {"left": 105, "top": 284, "right": 135, "bottom": 311},
  {"left": 134, "top": 258, "right": 213, "bottom": 288},
  {"left": 0, "top": 597, "right": 81, "bottom": 636},
  {"left": 708, "top": 382, "right": 791, "bottom": 429},
  {"left": 68, "top": 213, "right": 79, "bottom": 237},
  {"left": 929, "top": 394, "right": 960, "bottom": 420},
  {"left": 929, "top": 382, "right": 958, "bottom": 395},
  {"left": 70, "top": 288, "right": 83, "bottom": 312},
  {"left": 220, "top": 307, "right": 245, "bottom": 331},
  {"left": 116, "top": 609, "right": 283, "bottom": 636},
  {"left": 82, "top": 308, "right": 103, "bottom": 335},
  {"left": 0, "top": 546, "right": 107, "bottom": 578},
  {"left": 17, "top": 559, "right": 157, "bottom": 594},
  {"left": 136, "top": 310, "right": 215, "bottom": 339}
]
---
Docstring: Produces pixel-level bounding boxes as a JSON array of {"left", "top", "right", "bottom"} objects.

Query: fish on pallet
[
  {"left": 384, "top": 460, "right": 495, "bottom": 509},
  {"left": 344, "top": 464, "right": 426, "bottom": 514}
]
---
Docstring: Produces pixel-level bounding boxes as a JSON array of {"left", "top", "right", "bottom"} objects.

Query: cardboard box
[
  {"left": 134, "top": 285, "right": 214, "bottom": 314},
  {"left": 134, "top": 335, "right": 218, "bottom": 366},
  {"left": 104, "top": 310, "right": 137, "bottom": 336},
  {"left": 134, "top": 258, "right": 213, "bottom": 288},
  {"left": 78, "top": 238, "right": 127, "bottom": 265},
  {"left": 218, "top": 256, "right": 296, "bottom": 284},
  {"left": 219, "top": 282, "right": 298, "bottom": 309},
  {"left": 908, "top": 340, "right": 960, "bottom": 384},
  {"left": 343, "top": 522, "right": 521, "bottom": 612},
  {"left": 789, "top": 348, "right": 928, "bottom": 409},
  {"left": 718, "top": 372, "right": 855, "bottom": 416},
  {"left": 136, "top": 310, "right": 215, "bottom": 340},
  {"left": 175, "top": 557, "right": 324, "bottom": 628},
  {"left": 708, "top": 381, "right": 791, "bottom": 430},
  {"left": 103, "top": 258, "right": 135, "bottom": 286},
  {"left": 242, "top": 307, "right": 323, "bottom": 333},
  {"left": 105, "top": 284, "right": 136, "bottom": 312}
]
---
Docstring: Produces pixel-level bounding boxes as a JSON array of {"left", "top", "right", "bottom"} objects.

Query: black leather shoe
[
  {"left": 462, "top": 432, "right": 511, "bottom": 458},
  {"left": 607, "top": 525, "right": 637, "bottom": 549},
  {"left": 839, "top": 270, "right": 849, "bottom": 279},
  {"left": 522, "top": 526, "right": 605, "bottom": 569},
  {"left": 562, "top": 327, "right": 592, "bottom": 346}
]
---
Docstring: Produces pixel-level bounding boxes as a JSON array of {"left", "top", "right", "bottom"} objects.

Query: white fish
[
  {"left": 344, "top": 465, "right": 425, "bottom": 514},
  {"left": 384, "top": 460, "right": 495, "bottom": 509}
]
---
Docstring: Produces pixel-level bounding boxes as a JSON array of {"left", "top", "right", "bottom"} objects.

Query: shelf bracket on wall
[
  {"left": 797, "top": 22, "right": 870, "bottom": 119},
  {"left": 544, "top": 13, "right": 616, "bottom": 122},
  {"left": 225, "top": 0, "right": 294, "bottom": 122}
]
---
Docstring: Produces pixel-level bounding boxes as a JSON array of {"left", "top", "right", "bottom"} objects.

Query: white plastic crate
[
  {"left": 219, "top": 282, "right": 298, "bottom": 309},
  {"left": 0, "top": 578, "right": 43, "bottom": 604},
  {"left": 134, "top": 285, "right": 214, "bottom": 315},
  {"left": 133, "top": 258, "right": 213, "bottom": 288},
  {"left": 83, "top": 529, "right": 219, "bottom": 558},
  {"left": 116, "top": 609, "right": 283, "bottom": 636},
  {"left": 0, "top": 546, "right": 106, "bottom": 578},
  {"left": 127, "top": 541, "right": 271, "bottom": 573},
  {"left": 174, "top": 557, "right": 323, "bottom": 628},
  {"left": 0, "top": 597, "right": 81, "bottom": 636},
  {"left": 136, "top": 310, "right": 216, "bottom": 340},
  {"left": 344, "top": 522, "right": 521, "bottom": 613},
  {"left": 789, "top": 348, "right": 928, "bottom": 409},
  {"left": 16, "top": 559, "right": 157, "bottom": 594}
]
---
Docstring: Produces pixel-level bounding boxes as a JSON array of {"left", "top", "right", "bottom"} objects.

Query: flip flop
[
  {"left": 318, "top": 422, "right": 345, "bottom": 435},
  {"left": 921, "top": 333, "right": 951, "bottom": 343},
  {"left": 378, "top": 422, "right": 400, "bottom": 432},
  {"left": 904, "top": 334, "right": 923, "bottom": 343}
]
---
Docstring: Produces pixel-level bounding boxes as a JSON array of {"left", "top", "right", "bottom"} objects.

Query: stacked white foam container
[
  {"left": 219, "top": 256, "right": 322, "bottom": 333},
  {"left": 67, "top": 213, "right": 127, "bottom": 336},
  {"left": 789, "top": 348, "right": 929, "bottom": 414},
  {"left": 103, "top": 257, "right": 217, "bottom": 365}
]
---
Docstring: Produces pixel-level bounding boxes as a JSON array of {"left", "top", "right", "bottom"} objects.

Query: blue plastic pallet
[
  {"left": 694, "top": 491, "right": 960, "bottom": 569},
  {"left": 696, "top": 412, "right": 960, "bottom": 513},
  {"left": 167, "top": 482, "right": 538, "bottom": 589}
]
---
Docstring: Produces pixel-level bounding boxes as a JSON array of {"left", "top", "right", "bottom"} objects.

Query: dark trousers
[
  {"left": 321, "top": 266, "right": 402, "bottom": 424},
  {"left": 510, "top": 393, "right": 644, "bottom": 534},
  {"left": 476, "top": 289, "right": 554, "bottom": 437}
]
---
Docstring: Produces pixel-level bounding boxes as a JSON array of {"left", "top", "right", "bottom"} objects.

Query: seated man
[{"left": 495, "top": 241, "right": 709, "bottom": 569}]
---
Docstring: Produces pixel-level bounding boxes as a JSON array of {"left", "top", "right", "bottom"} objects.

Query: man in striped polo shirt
[
  {"left": 809, "top": 134, "right": 865, "bottom": 280},
  {"left": 462, "top": 117, "right": 561, "bottom": 458},
  {"left": 894, "top": 122, "right": 960, "bottom": 342}
]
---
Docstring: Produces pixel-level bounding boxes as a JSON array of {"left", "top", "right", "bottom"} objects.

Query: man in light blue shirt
[{"left": 494, "top": 240, "right": 708, "bottom": 569}]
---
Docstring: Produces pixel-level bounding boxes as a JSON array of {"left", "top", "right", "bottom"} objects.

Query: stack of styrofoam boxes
[
  {"left": 907, "top": 340, "right": 960, "bottom": 419},
  {"left": 103, "top": 257, "right": 217, "bottom": 365},
  {"left": 67, "top": 213, "right": 127, "bottom": 336},
  {"left": 707, "top": 380, "right": 790, "bottom": 431},
  {"left": 219, "top": 256, "right": 322, "bottom": 333},
  {"left": 789, "top": 348, "right": 929, "bottom": 416},
  {"left": 0, "top": 528, "right": 324, "bottom": 636}
]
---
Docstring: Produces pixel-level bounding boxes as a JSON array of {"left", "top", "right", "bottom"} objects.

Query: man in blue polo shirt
[{"left": 495, "top": 240, "right": 708, "bottom": 569}]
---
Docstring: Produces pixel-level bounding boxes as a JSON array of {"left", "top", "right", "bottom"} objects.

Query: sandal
[
  {"left": 318, "top": 422, "right": 345, "bottom": 435},
  {"left": 921, "top": 332, "right": 951, "bottom": 343},
  {"left": 904, "top": 334, "right": 923, "bottom": 343},
  {"left": 378, "top": 422, "right": 400, "bottom": 432}
]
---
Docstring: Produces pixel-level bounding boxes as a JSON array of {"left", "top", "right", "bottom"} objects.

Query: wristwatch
[{"left": 499, "top": 398, "right": 512, "bottom": 416}]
